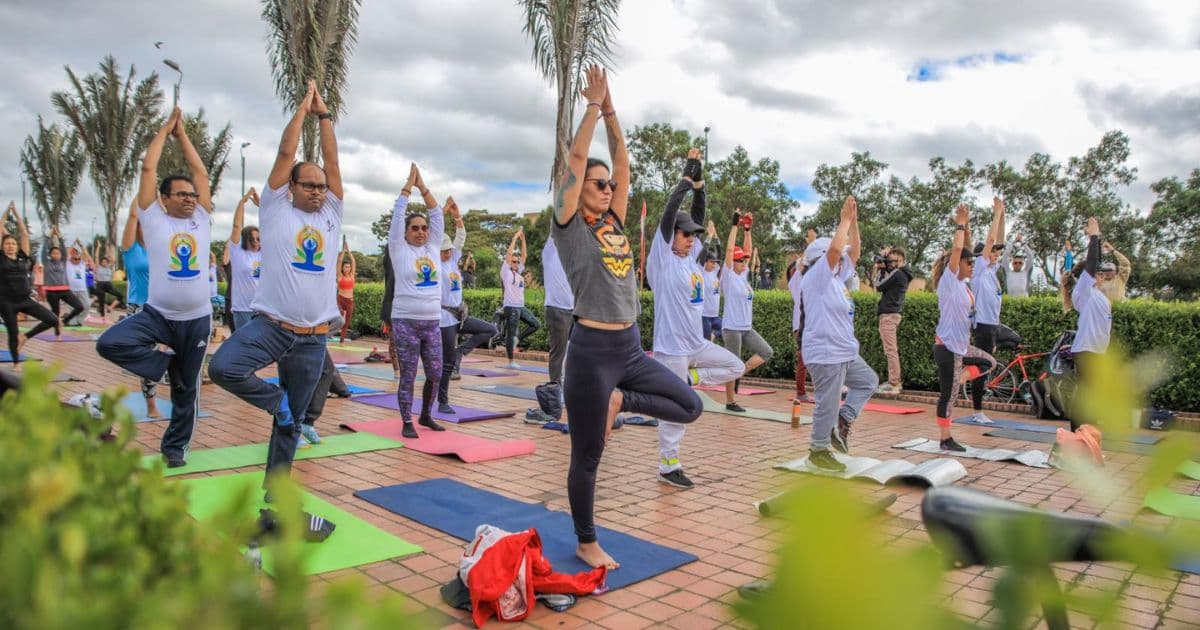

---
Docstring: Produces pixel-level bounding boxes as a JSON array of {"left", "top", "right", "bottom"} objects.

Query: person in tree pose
[
  {"left": 0, "top": 203, "right": 58, "bottom": 364},
  {"left": 499, "top": 229, "right": 541, "bottom": 368},
  {"left": 223, "top": 187, "right": 262, "bottom": 331}
]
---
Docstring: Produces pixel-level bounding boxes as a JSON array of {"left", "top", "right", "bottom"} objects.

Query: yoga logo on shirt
[
  {"left": 689, "top": 272, "right": 704, "bottom": 304},
  {"left": 449, "top": 271, "right": 461, "bottom": 292},
  {"left": 711, "top": 279, "right": 720, "bottom": 295},
  {"left": 413, "top": 256, "right": 438, "bottom": 287},
  {"left": 291, "top": 226, "right": 325, "bottom": 272},
  {"left": 589, "top": 221, "right": 632, "bottom": 278},
  {"left": 167, "top": 233, "right": 200, "bottom": 278},
  {"left": 251, "top": 261, "right": 261, "bottom": 280}
]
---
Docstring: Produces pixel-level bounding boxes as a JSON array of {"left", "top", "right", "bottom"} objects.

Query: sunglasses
[
  {"left": 170, "top": 191, "right": 199, "bottom": 200},
  {"left": 586, "top": 178, "right": 618, "bottom": 192},
  {"left": 408, "top": 224, "right": 429, "bottom": 232},
  {"left": 294, "top": 181, "right": 328, "bottom": 193}
]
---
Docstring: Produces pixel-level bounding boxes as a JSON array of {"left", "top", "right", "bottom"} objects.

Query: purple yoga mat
[
  {"left": 33, "top": 331, "right": 93, "bottom": 342},
  {"left": 459, "top": 367, "right": 519, "bottom": 378},
  {"left": 350, "top": 393, "right": 515, "bottom": 422}
]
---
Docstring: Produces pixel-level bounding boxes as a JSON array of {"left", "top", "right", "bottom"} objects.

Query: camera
[{"left": 874, "top": 255, "right": 895, "bottom": 266}]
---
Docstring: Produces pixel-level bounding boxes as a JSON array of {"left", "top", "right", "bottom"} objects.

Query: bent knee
[{"left": 681, "top": 391, "right": 703, "bottom": 422}]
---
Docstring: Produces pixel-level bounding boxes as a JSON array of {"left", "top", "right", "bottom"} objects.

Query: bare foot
[
  {"left": 576, "top": 542, "right": 619, "bottom": 569},
  {"left": 605, "top": 390, "right": 623, "bottom": 444},
  {"left": 145, "top": 398, "right": 162, "bottom": 419}
]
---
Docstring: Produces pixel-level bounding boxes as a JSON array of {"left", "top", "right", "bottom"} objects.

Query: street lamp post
[
  {"left": 19, "top": 173, "right": 27, "bottom": 225},
  {"left": 703, "top": 126, "right": 711, "bottom": 164},
  {"left": 162, "top": 59, "right": 183, "bottom": 107},
  {"left": 240, "top": 142, "right": 251, "bottom": 196}
]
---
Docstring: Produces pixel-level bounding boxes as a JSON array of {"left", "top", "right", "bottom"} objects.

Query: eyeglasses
[
  {"left": 586, "top": 178, "right": 618, "bottom": 192},
  {"left": 408, "top": 225, "right": 429, "bottom": 232},
  {"left": 170, "top": 191, "right": 199, "bottom": 200},
  {"left": 294, "top": 181, "right": 328, "bottom": 193}
]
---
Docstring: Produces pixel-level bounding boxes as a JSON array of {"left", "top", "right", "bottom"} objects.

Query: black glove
[
  {"left": 682, "top": 158, "right": 703, "bottom": 182},
  {"left": 732, "top": 210, "right": 742, "bottom": 226}
]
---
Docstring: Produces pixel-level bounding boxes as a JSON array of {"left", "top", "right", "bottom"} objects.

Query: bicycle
[{"left": 961, "top": 348, "right": 1048, "bottom": 405}]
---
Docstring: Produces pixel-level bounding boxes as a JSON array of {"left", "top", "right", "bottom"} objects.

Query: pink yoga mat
[
  {"left": 350, "top": 393, "right": 514, "bottom": 422},
  {"left": 694, "top": 384, "right": 773, "bottom": 395},
  {"left": 459, "top": 356, "right": 487, "bottom": 364},
  {"left": 341, "top": 420, "right": 535, "bottom": 463},
  {"left": 863, "top": 402, "right": 922, "bottom": 415}
]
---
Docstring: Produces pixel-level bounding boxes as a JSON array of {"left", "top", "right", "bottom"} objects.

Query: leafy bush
[{"left": 0, "top": 366, "right": 412, "bottom": 629}]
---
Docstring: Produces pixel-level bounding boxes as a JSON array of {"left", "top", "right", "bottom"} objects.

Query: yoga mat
[
  {"left": 464, "top": 384, "right": 537, "bottom": 401},
  {"left": 143, "top": 432, "right": 404, "bottom": 476},
  {"left": 341, "top": 420, "right": 535, "bottom": 463},
  {"left": 862, "top": 402, "right": 922, "bottom": 415},
  {"left": 0, "top": 351, "right": 37, "bottom": 362},
  {"left": 1179, "top": 461, "right": 1200, "bottom": 481},
  {"left": 511, "top": 364, "right": 550, "bottom": 374},
  {"left": 340, "top": 365, "right": 396, "bottom": 381},
  {"left": 459, "top": 356, "right": 487, "bottom": 364},
  {"left": 460, "top": 367, "right": 519, "bottom": 378},
  {"left": 349, "top": 393, "right": 514, "bottom": 422},
  {"left": 892, "top": 437, "right": 1050, "bottom": 468},
  {"left": 354, "top": 478, "right": 697, "bottom": 590},
  {"left": 696, "top": 392, "right": 810, "bottom": 424},
  {"left": 32, "top": 331, "right": 93, "bottom": 342},
  {"left": 182, "top": 472, "right": 421, "bottom": 575},
  {"left": 2, "top": 369, "right": 80, "bottom": 382},
  {"left": 982, "top": 428, "right": 1155, "bottom": 456},
  {"left": 115, "top": 392, "right": 213, "bottom": 423},
  {"left": 326, "top": 350, "right": 367, "bottom": 365},
  {"left": 695, "top": 384, "right": 773, "bottom": 395},
  {"left": 1141, "top": 487, "right": 1200, "bottom": 520},
  {"left": 263, "top": 376, "right": 381, "bottom": 396},
  {"left": 956, "top": 416, "right": 1163, "bottom": 445}
]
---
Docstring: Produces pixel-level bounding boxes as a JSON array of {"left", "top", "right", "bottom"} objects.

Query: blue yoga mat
[
  {"left": 263, "top": 376, "right": 381, "bottom": 396},
  {"left": 0, "top": 351, "right": 36, "bottom": 362},
  {"left": 354, "top": 478, "right": 697, "bottom": 589},
  {"left": 512, "top": 365, "right": 550, "bottom": 374},
  {"left": 956, "top": 416, "right": 1163, "bottom": 445},
  {"left": 118, "top": 392, "right": 214, "bottom": 423}
]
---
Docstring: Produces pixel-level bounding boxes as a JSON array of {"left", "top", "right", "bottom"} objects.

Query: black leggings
[
  {"left": 973, "top": 323, "right": 998, "bottom": 355},
  {"left": 45, "top": 289, "right": 85, "bottom": 326},
  {"left": 437, "top": 317, "right": 497, "bottom": 404},
  {"left": 503, "top": 306, "right": 541, "bottom": 359},
  {"left": 932, "top": 343, "right": 995, "bottom": 419},
  {"left": 0, "top": 296, "right": 58, "bottom": 363},
  {"left": 564, "top": 323, "right": 702, "bottom": 543},
  {"left": 1066, "top": 351, "right": 1100, "bottom": 431},
  {"left": 93, "top": 281, "right": 124, "bottom": 317}
]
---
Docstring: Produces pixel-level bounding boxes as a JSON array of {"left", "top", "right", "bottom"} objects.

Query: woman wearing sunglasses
[
  {"left": 552, "top": 65, "right": 702, "bottom": 570},
  {"left": 387, "top": 162, "right": 446, "bottom": 438}
]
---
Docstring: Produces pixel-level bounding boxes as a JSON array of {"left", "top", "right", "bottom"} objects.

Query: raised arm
[
  {"left": 415, "top": 167, "right": 444, "bottom": 247},
  {"left": 741, "top": 213, "right": 754, "bottom": 265},
  {"left": 79, "top": 240, "right": 94, "bottom": 265},
  {"left": 948, "top": 204, "right": 969, "bottom": 275},
  {"left": 309, "top": 84, "right": 342, "bottom": 199},
  {"left": 505, "top": 231, "right": 520, "bottom": 265},
  {"left": 1084, "top": 218, "right": 1100, "bottom": 276},
  {"left": 389, "top": 163, "right": 418, "bottom": 245},
  {"left": 517, "top": 230, "right": 528, "bottom": 267},
  {"left": 983, "top": 196, "right": 1003, "bottom": 255},
  {"left": 724, "top": 220, "right": 739, "bottom": 268},
  {"left": 267, "top": 82, "right": 315, "bottom": 190},
  {"left": 826, "top": 197, "right": 855, "bottom": 269},
  {"left": 554, "top": 65, "right": 607, "bottom": 226},
  {"left": 699, "top": 221, "right": 720, "bottom": 263},
  {"left": 847, "top": 202, "right": 861, "bottom": 264},
  {"left": 120, "top": 200, "right": 139, "bottom": 251},
  {"left": 138, "top": 108, "right": 181, "bottom": 209},
  {"left": 446, "top": 198, "right": 466, "bottom": 249},
  {"left": 172, "top": 113, "right": 212, "bottom": 210},
  {"left": 600, "top": 72, "right": 630, "bottom": 223},
  {"left": 1106, "top": 242, "right": 1131, "bottom": 281},
  {"left": 659, "top": 148, "right": 704, "bottom": 243},
  {"left": 227, "top": 188, "right": 257, "bottom": 260}
]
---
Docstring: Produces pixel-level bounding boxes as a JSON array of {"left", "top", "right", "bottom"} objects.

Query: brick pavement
[{"left": 17, "top": 327, "right": 1200, "bottom": 629}]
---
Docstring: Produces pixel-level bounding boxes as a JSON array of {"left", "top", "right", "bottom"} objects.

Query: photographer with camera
[{"left": 872, "top": 246, "right": 911, "bottom": 394}]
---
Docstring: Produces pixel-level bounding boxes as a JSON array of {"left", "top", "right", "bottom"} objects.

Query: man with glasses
[
  {"left": 209, "top": 80, "right": 344, "bottom": 494},
  {"left": 97, "top": 107, "right": 213, "bottom": 468}
]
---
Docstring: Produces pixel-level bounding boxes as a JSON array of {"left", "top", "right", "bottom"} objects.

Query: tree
[
  {"left": 1135, "top": 169, "right": 1200, "bottom": 299},
  {"left": 519, "top": 0, "right": 621, "bottom": 193},
  {"left": 370, "top": 202, "right": 427, "bottom": 252},
  {"left": 704, "top": 145, "right": 800, "bottom": 279},
  {"left": 159, "top": 109, "right": 232, "bottom": 197},
  {"left": 51, "top": 56, "right": 163, "bottom": 247},
  {"left": 262, "top": 0, "right": 362, "bottom": 162},
  {"left": 884, "top": 157, "right": 983, "bottom": 272},
  {"left": 19, "top": 116, "right": 86, "bottom": 231}
]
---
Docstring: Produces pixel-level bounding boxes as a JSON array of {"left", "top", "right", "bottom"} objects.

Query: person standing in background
[{"left": 873, "top": 246, "right": 911, "bottom": 395}]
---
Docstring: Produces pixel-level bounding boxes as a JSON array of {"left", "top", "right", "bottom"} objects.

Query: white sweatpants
[{"left": 654, "top": 342, "right": 745, "bottom": 472}]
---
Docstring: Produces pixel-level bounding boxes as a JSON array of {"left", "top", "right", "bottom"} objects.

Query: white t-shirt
[
  {"left": 541, "top": 238, "right": 575, "bottom": 311},
  {"left": 721, "top": 265, "right": 754, "bottom": 331},
  {"left": 800, "top": 255, "right": 859, "bottom": 364},
  {"left": 701, "top": 267, "right": 721, "bottom": 318},
  {"left": 936, "top": 268, "right": 974, "bottom": 356},
  {"left": 501, "top": 263, "right": 526, "bottom": 308},
  {"left": 439, "top": 251, "right": 463, "bottom": 327},
  {"left": 1071, "top": 271, "right": 1111, "bottom": 354},
  {"left": 66, "top": 261, "right": 88, "bottom": 292},
  {"left": 387, "top": 194, "right": 443, "bottom": 321},
  {"left": 647, "top": 226, "right": 705, "bottom": 356},
  {"left": 228, "top": 245, "right": 262, "bottom": 312},
  {"left": 972, "top": 257, "right": 1003, "bottom": 325},
  {"left": 140, "top": 200, "right": 213, "bottom": 321},
  {"left": 250, "top": 183, "right": 343, "bottom": 327}
]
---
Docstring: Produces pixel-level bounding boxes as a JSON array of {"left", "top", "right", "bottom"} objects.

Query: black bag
[
  {"left": 535, "top": 382, "right": 562, "bottom": 420},
  {"left": 1138, "top": 408, "right": 1177, "bottom": 431}
]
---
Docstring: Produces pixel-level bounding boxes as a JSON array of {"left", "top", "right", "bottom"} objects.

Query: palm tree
[
  {"left": 159, "top": 108, "right": 233, "bottom": 197},
  {"left": 19, "top": 116, "right": 86, "bottom": 231},
  {"left": 51, "top": 56, "right": 163, "bottom": 247},
  {"left": 261, "top": 0, "right": 362, "bottom": 163},
  {"left": 519, "top": 0, "right": 621, "bottom": 194}
]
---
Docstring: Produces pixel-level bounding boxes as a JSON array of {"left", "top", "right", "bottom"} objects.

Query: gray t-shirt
[
  {"left": 552, "top": 210, "right": 638, "bottom": 323},
  {"left": 95, "top": 265, "right": 114, "bottom": 282}
]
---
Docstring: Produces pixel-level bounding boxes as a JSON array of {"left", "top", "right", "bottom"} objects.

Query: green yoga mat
[
  {"left": 181, "top": 472, "right": 422, "bottom": 575},
  {"left": 1180, "top": 461, "right": 1200, "bottom": 481},
  {"left": 696, "top": 391, "right": 811, "bottom": 424},
  {"left": 1142, "top": 487, "right": 1200, "bottom": 520},
  {"left": 144, "top": 432, "right": 404, "bottom": 476}
]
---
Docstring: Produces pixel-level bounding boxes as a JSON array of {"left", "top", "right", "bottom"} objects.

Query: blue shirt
[{"left": 122, "top": 242, "right": 150, "bottom": 305}]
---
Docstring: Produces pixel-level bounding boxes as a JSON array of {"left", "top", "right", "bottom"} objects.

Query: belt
[{"left": 263, "top": 315, "right": 330, "bottom": 335}]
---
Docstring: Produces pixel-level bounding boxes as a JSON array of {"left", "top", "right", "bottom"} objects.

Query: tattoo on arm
[{"left": 555, "top": 171, "right": 576, "bottom": 213}]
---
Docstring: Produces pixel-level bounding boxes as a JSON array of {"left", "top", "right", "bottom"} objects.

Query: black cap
[
  {"left": 971, "top": 243, "right": 985, "bottom": 256},
  {"left": 674, "top": 213, "right": 705, "bottom": 236}
]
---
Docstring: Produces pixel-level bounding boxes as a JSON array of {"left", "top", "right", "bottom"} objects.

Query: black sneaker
[
  {"left": 726, "top": 402, "right": 747, "bottom": 412},
  {"left": 830, "top": 416, "right": 852, "bottom": 454},
  {"left": 940, "top": 437, "right": 967, "bottom": 452},
  {"left": 524, "top": 408, "right": 555, "bottom": 424},
  {"left": 658, "top": 469, "right": 694, "bottom": 488},
  {"left": 807, "top": 448, "right": 846, "bottom": 472},
  {"left": 164, "top": 456, "right": 187, "bottom": 468},
  {"left": 401, "top": 423, "right": 419, "bottom": 438}
]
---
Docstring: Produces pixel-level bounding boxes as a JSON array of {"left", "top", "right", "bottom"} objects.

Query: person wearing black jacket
[{"left": 873, "top": 247, "right": 911, "bottom": 394}]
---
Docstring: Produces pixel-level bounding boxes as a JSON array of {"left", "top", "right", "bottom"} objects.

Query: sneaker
[
  {"left": 725, "top": 402, "right": 747, "bottom": 413},
  {"left": 830, "top": 416, "right": 852, "bottom": 454},
  {"left": 807, "top": 448, "right": 846, "bottom": 472},
  {"left": 450, "top": 369, "right": 461, "bottom": 381},
  {"left": 296, "top": 434, "right": 312, "bottom": 449},
  {"left": 876, "top": 383, "right": 901, "bottom": 395},
  {"left": 525, "top": 408, "right": 555, "bottom": 424},
  {"left": 164, "top": 455, "right": 187, "bottom": 468},
  {"left": 940, "top": 437, "right": 967, "bottom": 452},
  {"left": 506, "top": 361, "right": 520, "bottom": 369},
  {"left": 793, "top": 394, "right": 814, "bottom": 404},
  {"left": 300, "top": 424, "right": 321, "bottom": 445},
  {"left": 658, "top": 469, "right": 695, "bottom": 489},
  {"left": 437, "top": 402, "right": 457, "bottom": 414},
  {"left": 971, "top": 412, "right": 993, "bottom": 425}
]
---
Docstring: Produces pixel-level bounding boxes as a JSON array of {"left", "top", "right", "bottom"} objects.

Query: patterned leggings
[
  {"left": 128, "top": 303, "right": 158, "bottom": 399},
  {"left": 390, "top": 318, "right": 442, "bottom": 423},
  {"left": 933, "top": 343, "right": 997, "bottom": 421}
]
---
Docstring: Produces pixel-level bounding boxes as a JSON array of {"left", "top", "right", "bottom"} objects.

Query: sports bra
[{"left": 338, "top": 275, "right": 355, "bottom": 291}]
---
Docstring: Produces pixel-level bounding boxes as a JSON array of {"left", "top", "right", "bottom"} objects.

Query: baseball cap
[
  {"left": 440, "top": 240, "right": 454, "bottom": 251},
  {"left": 732, "top": 246, "right": 751, "bottom": 261},
  {"left": 673, "top": 212, "right": 705, "bottom": 236},
  {"left": 1100, "top": 262, "right": 1117, "bottom": 272}
]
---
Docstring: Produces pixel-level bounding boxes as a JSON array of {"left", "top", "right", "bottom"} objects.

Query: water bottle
[{"left": 790, "top": 400, "right": 802, "bottom": 429}]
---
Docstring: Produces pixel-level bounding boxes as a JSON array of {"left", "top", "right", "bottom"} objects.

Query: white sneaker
[
  {"left": 506, "top": 361, "right": 520, "bottom": 369},
  {"left": 971, "top": 412, "right": 994, "bottom": 425},
  {"left": 875, "top": 383, "right": 897, "bottom": 395}
]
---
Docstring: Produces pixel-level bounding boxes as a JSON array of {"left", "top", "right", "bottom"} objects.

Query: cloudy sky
[{"left": 1, "top": 0, "right": 1197, "bottom": 250}]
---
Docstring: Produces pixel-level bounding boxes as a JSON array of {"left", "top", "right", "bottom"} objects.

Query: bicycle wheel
[{"left": 961, "top": 368, "right": 1019, "bottom": 404}]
